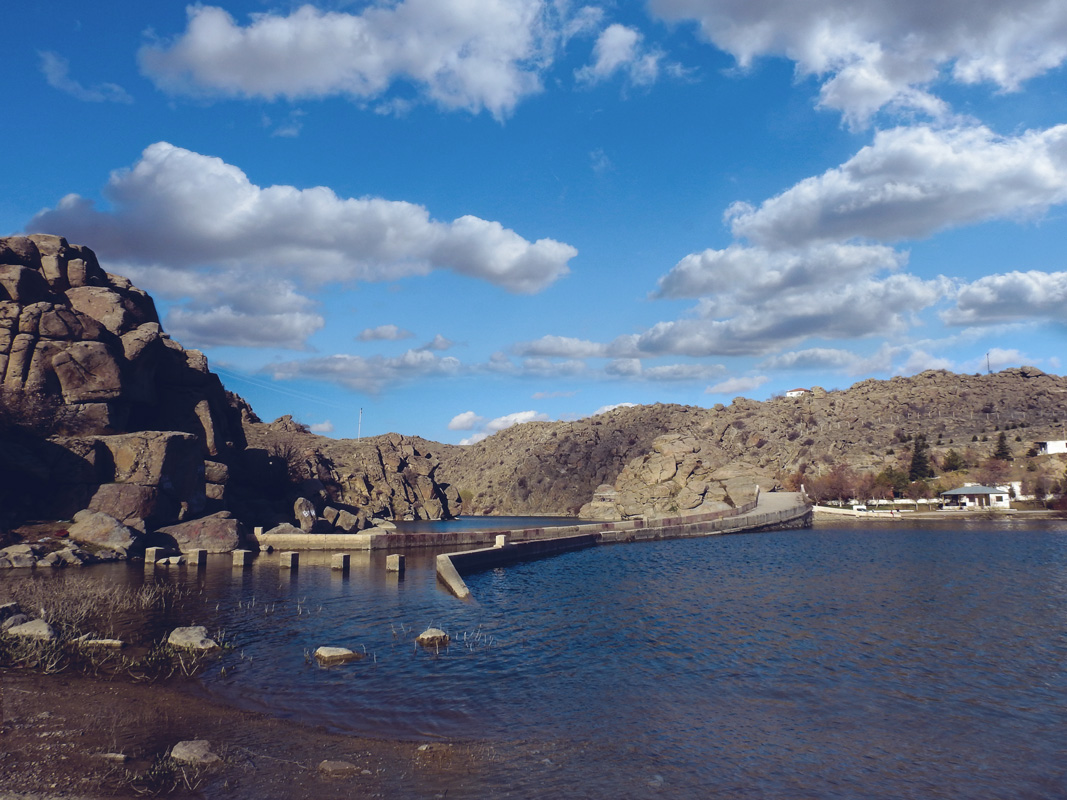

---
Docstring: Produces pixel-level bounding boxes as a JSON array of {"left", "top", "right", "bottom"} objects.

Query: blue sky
[{"left": 5, "top": 0, "right": 1066, "bottom": 444}]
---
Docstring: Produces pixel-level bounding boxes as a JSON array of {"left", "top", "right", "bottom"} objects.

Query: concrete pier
[
  {"left": 331, "top": 553, "right": 350, "bottom": 571},
  {"left": 232, "top": 549, "right": 253, "bottom": 568},
  {"left": 279, "top": 551, "right": 299, "bottom": 569},
  {"left": 386, "top": 554, "right": 405, "bottom": 573}
]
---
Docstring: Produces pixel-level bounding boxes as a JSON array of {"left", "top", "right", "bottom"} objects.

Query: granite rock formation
[
  {"left": 0, "top": 235, "right": 244, "bottom": 533},
  {"left": 579, "top": 433, "right": 758, "bottom": 520}
]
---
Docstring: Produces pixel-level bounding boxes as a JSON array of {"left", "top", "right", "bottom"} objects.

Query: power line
[{"left": 213, "top": 366, "right": 347, "bottom": 410}]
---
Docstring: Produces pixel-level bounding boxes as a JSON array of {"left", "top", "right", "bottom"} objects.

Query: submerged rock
[{"left": 313, "top": 646, "right": 363, "bottom": 666}]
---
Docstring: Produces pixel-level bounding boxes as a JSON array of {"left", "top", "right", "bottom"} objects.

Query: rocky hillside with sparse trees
[{"left": 432, "top": 367, "right": 1067, "bottom": 516}]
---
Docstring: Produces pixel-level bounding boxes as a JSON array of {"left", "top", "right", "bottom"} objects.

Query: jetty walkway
[
  {"left": 436, "top": 491, "right": 811, "bottom": 599},
  {"left": 251, "top": 491, "right": 812, "bottom": 600}
]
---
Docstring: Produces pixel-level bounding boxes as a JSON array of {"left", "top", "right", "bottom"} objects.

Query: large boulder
[
  {"left": 155, "top": 511, "right": 245, "bottom": 553},
  {"left": 67, "top": 509, "right": 140, "bottom": 554}
]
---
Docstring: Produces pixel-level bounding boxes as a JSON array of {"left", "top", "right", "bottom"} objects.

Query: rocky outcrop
[
  {"left": 155, "top": 511, "right": 245, "bottom": 553},
  {"left": 240, "top": 423, "right": 462, "bottom": 529},
  {"left": 67, "top": 510, "right": 140, "bottom": 554},
  {"left": 0, "top": 236, "right": 243, "bottom": 530},
  {"left": 579, "top": 433, "right": 758, "bottom": 520}
]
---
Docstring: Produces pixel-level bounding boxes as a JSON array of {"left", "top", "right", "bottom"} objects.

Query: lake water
[{"left": 8, "top": 519, "right": 1067, "bottom": 798}]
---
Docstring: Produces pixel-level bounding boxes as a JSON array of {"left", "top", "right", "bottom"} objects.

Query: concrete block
[
  {"left": 331, "top": 553, "right": 350, "bottom": 571},
  {"left": 385, "top": 553, "right": 405, "bottom": 573},
  {"left": 144, "top": 547, "right": 165, "bottom": 565},
  {"left": 494, "top": 534, "right": 510, "bottom": 548},
  {"left": 232, "top": 549, "right": 253, "bottom": 568},
  {"left": 279, "top": 551, "right": 299, "bottom": 569},
  {"left": 187, "top": 549, "right": 207, "bottom": 567}
]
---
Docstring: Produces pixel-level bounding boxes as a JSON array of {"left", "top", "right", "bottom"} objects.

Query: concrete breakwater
[
  {"left": 254, "top": 491, "right": 810, "bottom": 553},
  {"left": 436, "top": 492, "right": 811, "bottom": 599}
]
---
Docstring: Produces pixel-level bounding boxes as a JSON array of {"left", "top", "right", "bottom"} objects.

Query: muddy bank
[{"left": 0, "top": 670, "right": 506, "bottom": 799}]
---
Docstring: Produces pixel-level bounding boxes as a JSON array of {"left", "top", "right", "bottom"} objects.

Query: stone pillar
[
  {"left": 232, "top": 549, "right": 253, "bottom": 568},
  {"left": 495, "top": 534, "right": 510, "bottom": 548},
  {"left": 144, "top": 547, "right": 165, "bottom": 565},
  {"left": 385, "top": 554, "right": 405, "bottom": 573},
  {"left": 331, "top": 553, "right": 350, "bottom": 571},
  {"left": 188, "top": 549, "right": 207, "bottom": 567},
  {"left": 279, "top": 551, "right": 299, "bottom": 569},
  {"left": 254, "top": 526, "right": 264, "bottom": 536}
]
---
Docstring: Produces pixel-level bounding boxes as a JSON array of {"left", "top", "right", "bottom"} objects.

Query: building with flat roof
[{"left": 940, "top": 485, "right": 1011, "bottom": 509}]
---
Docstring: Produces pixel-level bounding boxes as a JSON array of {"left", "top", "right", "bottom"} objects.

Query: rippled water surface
[{"left": 11, "top": 520, "right": 1067, "bottom": 798}]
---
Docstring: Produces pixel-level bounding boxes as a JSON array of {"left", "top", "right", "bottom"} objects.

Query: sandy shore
[{"left": 1, "top": 670, "right": 501, "bottom": 799}]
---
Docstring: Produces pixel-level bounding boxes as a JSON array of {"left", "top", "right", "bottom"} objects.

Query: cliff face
[
  {"left": 0, "top": 237, "right": 458, "bottom": 538},
  {"left": 240, "top": 421, "right": 461, "bottom": 527},
  {"left": 0, "top": 235, "right": 242, "bottom": 529}
]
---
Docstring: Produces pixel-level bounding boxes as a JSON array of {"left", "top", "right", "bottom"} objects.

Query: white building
[
  {"left": 1035, "top": 440, "right": 1067, "bottom": 455},
  {"left": 785, "top": 388, "right": 810, "bottom": 398},
  {"left": 940, "top": 485, "right": 1011, "bottom": 509}
]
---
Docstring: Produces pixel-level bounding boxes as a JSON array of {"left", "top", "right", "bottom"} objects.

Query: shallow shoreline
[{"left": 1, "top": 669, "right": 502, "bottom": 799}]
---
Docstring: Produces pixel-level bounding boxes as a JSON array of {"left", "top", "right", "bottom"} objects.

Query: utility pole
[{"left": 358, "top": 408, "right": 362, "bottom": 441}]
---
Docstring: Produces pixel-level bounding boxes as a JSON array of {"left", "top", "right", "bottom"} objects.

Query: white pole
[{"left": 358, "top": 408, "right": 362, "bottom": 440}]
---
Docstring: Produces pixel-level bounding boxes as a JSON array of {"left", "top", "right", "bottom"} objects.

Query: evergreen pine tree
[
  {"left": 909, "top": 434, "right": 933, "bottom": 480},
  {"left": 993, "top": 432, "right": 1013, "bottom": 461}
]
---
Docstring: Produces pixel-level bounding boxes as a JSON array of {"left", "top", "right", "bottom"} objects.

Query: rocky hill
[{"left": 434, "top": 368, "right": 1067, "bottom": 517}]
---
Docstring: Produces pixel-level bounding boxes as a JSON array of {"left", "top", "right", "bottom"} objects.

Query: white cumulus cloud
[
  {"left": 139, "top": 1, "right": 577, "bottom": 119},
  {"left": 727, "top": 125, "right": 1067, "bottom": 248},
  {"left": 28, "top": 142, "right": 576, "bottom": 349},
  {"left": 448, "top": 411, "right": 485, "bottom": 431},
  {"left": 649, "top": 0, "right": 1067, "bottom": 126},
  {"left": 576, "top": 23, "right": 664, "bottom": 86},
  {"left": 942, "top": 270, "right": 1067, "bottom": 325}
]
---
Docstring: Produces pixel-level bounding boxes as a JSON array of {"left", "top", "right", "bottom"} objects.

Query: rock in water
[
  {"left": 416, "top": 628, "right": 449, "bottom": 647},
  {"left": 167, "top": 626, "right": 219, "bottom": 652},
  {"left": 313, "top": 646, "right": 363, "bottom": 666}
]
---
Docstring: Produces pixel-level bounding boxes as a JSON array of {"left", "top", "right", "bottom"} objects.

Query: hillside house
[
  {"left": 785, "top": 388, "right": 810, "bottom": 398},
  {"left": 1035, "top": 440, "right": 1067, "bottom": 455},
  {"left": 940, "top": 485, "right": 1011, "bottom": 509}
]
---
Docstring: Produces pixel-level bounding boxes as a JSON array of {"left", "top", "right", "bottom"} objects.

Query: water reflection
[{"left": 4, "top": 521, "right": 1067, "bottom": 797}]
